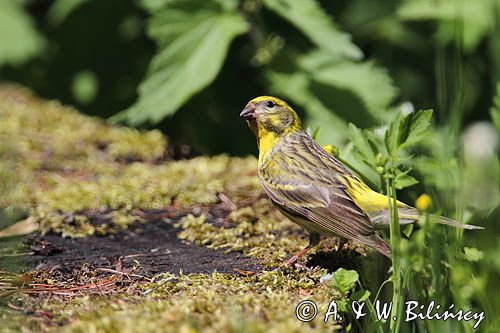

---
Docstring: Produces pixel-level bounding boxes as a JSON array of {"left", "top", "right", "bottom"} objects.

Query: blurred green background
[{"left": 1, "top": 0, "right": 498, "bottom": 154}]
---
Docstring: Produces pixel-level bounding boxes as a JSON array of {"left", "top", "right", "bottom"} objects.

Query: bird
[{"left": 239, "top": 96, "right": 483, "bottom": 265}]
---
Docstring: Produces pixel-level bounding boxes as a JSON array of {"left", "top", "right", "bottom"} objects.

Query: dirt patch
[{"left": 24, "top": 217, "right": 261, "bottom": 278}]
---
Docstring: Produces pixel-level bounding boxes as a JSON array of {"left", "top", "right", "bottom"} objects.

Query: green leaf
[
  {"left": 351, "top": 289, "right": 371, "bottom": 303},
  {"left": 397, "top": 0, "right": 462, "bottom": 21},
  {"left": 308, "top": 59, "right": 398, "bottom": 118},
  {"left": 47, "top": 0, "right": 92, "bottom": 25},
  {"left": 384, "top": 112, "right": 404, "bottom": 155},
  {"left": 402, "top": 224, "right": 414, "bottom": 238},
  {"left": 309, "top": 126, "right": 320, "bottom": 141},
  {"left": 342, "top": 143, "right": 382, "bottom": 191},
  {"left": 332, "top": 268, "right": 359, "bottom": 294},
  {"left": 350, "top": 148, "right": 372, "bottom": 169},
  {"left": 139, "top": 0, "right": 175, "bottom": 13},
  {"left": 349, "top": 123, "right": 376, "bottom": 162},
  {"left": 385, "top": 108, "right": 432, "bottom": 154},
  {"left": 464, "top": 247, "right": 484, "bottom": 262},
  {"left": 0, "top": 0, "right": 45, "bottom": 66},
  {"left": 115, "top": 3, "right": 248, "bottom": 124},
  {"left": 336, "top": 299, "right": 348, "bottom": 312},
  {"left": 402, "top": 109, "right": 433, "bottom": 147},
  {"left": 394, "top": 170, "right": 419, "bottom": 190},
  {"left": 262, "top": 0, "right": 362, "bottom": 60}
]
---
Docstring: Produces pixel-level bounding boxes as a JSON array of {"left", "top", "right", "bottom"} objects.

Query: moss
[
  {"left": 0, "top": 84, "right": 166, "bottom": 223},
  {"left": 175, "top": 209, "right": 306, "bottom": 266},
  {"left": 10, "top": 270, "right": 342, "bottom": 333},
  {"left": 30, "top": 154, "right": 265, "bottom": 237}
]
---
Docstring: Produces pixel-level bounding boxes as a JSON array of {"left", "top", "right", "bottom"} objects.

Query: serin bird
[{"left": 240, "top": 96, "right": 483, "bottom": 265}]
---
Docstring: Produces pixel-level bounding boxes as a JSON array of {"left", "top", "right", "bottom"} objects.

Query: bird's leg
[
  {"left": 284, "top": 232, "right": 320, "bottom": 267},
  {"left": 335, "top": 237, "right": 346, "bottom": 251},
  {"left": 328, "top": 237, "right": 346, "bottom": 251},
  {"left": 285, "top": 247, "right": 312, "bottom": 267}
]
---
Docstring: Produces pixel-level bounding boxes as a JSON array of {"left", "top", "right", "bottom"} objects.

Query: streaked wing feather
[{"left": 260, "top": 177, "right": 376, "bottom": 243}]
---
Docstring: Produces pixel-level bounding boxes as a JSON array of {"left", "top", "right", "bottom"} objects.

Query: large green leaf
[
  {"left": 402, "top": 109, "right": 433, "bottom": 147},
  {"left": 116, "top": 3, "right": 248, "bottom": 124},
  {"left": 394, "top": 170, "right": 419, "bottom": 190},
  {"left": 0, "top": 0, "right": 45, "bottom": 66},
  {"left": 262, "top": 0, "right": 363, "bottom": 60},
  {"left": 384, "top": 109, "right": 433, "bottom": 155},
  {"left": 349, "top": 123, "right": 376, "bottom": 163},
  {"left": 384, "top": 111, "right": 407, "bottom": 155},
  {"left": 309, "top": 59, "right": 398, "bottom": 118},
  {"left": 268, "top": 50, "right": 398, "bottom": 143},
  {"left": 332, "top": 268, "right": 359, "bottom": 294}
]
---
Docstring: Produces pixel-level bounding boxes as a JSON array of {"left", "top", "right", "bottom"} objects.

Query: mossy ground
[{"left": 0, "top": 85, "right": 378, "bottom": 332}]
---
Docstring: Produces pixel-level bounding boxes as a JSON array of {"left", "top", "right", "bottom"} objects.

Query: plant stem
[{"left": 387, "top": 168, "right": 402, "bottom": 333}]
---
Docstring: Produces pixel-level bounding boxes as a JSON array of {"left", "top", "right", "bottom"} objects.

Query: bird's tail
[
  {"left": 364, "top": 234, "right": 392, "bottom": 258},
  {"left": 369, "top": 206, "right": 484, "bottom": 230}
]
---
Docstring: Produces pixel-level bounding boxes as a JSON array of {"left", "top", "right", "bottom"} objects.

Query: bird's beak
[{"left": 240, "top": 104, "right": 256, "bottom": 120}]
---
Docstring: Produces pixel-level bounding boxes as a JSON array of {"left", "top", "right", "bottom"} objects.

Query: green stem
[{"left": 387, "top": 168, "right": 402, "bottom": 333}]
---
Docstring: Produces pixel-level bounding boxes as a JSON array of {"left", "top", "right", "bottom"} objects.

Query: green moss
[
  {"left": 9, "top": 270, "right": 341, "bottom": 333},
  {"left": 175, "top": 209, "right": 306, "bottom": 266}
]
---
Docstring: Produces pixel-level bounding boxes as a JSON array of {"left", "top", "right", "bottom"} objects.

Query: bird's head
[{"left": 240, "top": 96, "right": 302, "bottom": 139}]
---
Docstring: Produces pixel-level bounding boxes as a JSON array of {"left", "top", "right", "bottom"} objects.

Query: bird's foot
[
  {"left": 275, "top": 260, "right": 310, "bottom": 271},
  {"left": 277, "top": 249, "right": 315, "bottom": 271},
  {"left": 292, "top": 262, "right": 310, "bottom": 270},
  {"left": 330, "top": 237, "right": 345, "bottom": 252},
  {"left": 283, "top": 254, "right": 301, "bottom": 267}
]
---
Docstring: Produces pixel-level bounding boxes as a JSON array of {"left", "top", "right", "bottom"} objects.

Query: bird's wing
[{"left": 260, "top": 176, "right": 377, "bottom": 244}]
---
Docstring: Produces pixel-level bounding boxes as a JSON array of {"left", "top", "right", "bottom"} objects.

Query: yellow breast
[{"left": 257, "top": 131, "right": 280, "bottom": 163}]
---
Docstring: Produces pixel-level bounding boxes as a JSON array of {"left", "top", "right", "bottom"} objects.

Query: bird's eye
[{"left": 265, "top": 100, "right": 275, "bottom": 108}]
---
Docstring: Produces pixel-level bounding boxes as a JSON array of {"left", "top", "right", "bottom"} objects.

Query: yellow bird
[{"left": 240, "top": 96, "right": 482, "bottom": 265}]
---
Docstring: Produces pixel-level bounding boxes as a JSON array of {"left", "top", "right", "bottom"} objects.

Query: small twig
[
  {"left": 143, "top": 276, "right": 176, "bottom": 295},
  {"left": 0, "top": 252, "right": 35, "bottom": 257},
  {"left": 7, "top": 302, "right": 25, "bottom": 311},
  {"left": 218, "top": 193, "right": 238, "bottom": 210},
  {"left": 96, "top": 268, "right": 151, "bottom": 281},
  {"left": 123, "top": 253, "right": 149, "bottom": 258},
  {"left": 135, "top": 208, "right": 179, "bottom": 220}
]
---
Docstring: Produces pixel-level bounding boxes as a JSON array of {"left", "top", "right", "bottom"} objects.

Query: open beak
[{"left": 240, "top": 105, "right": 256, "bottom": 120}]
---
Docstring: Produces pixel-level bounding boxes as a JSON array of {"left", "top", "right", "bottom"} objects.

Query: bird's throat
[{"left": 257, "top": 130, "right": 280, "bottom": 163}]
